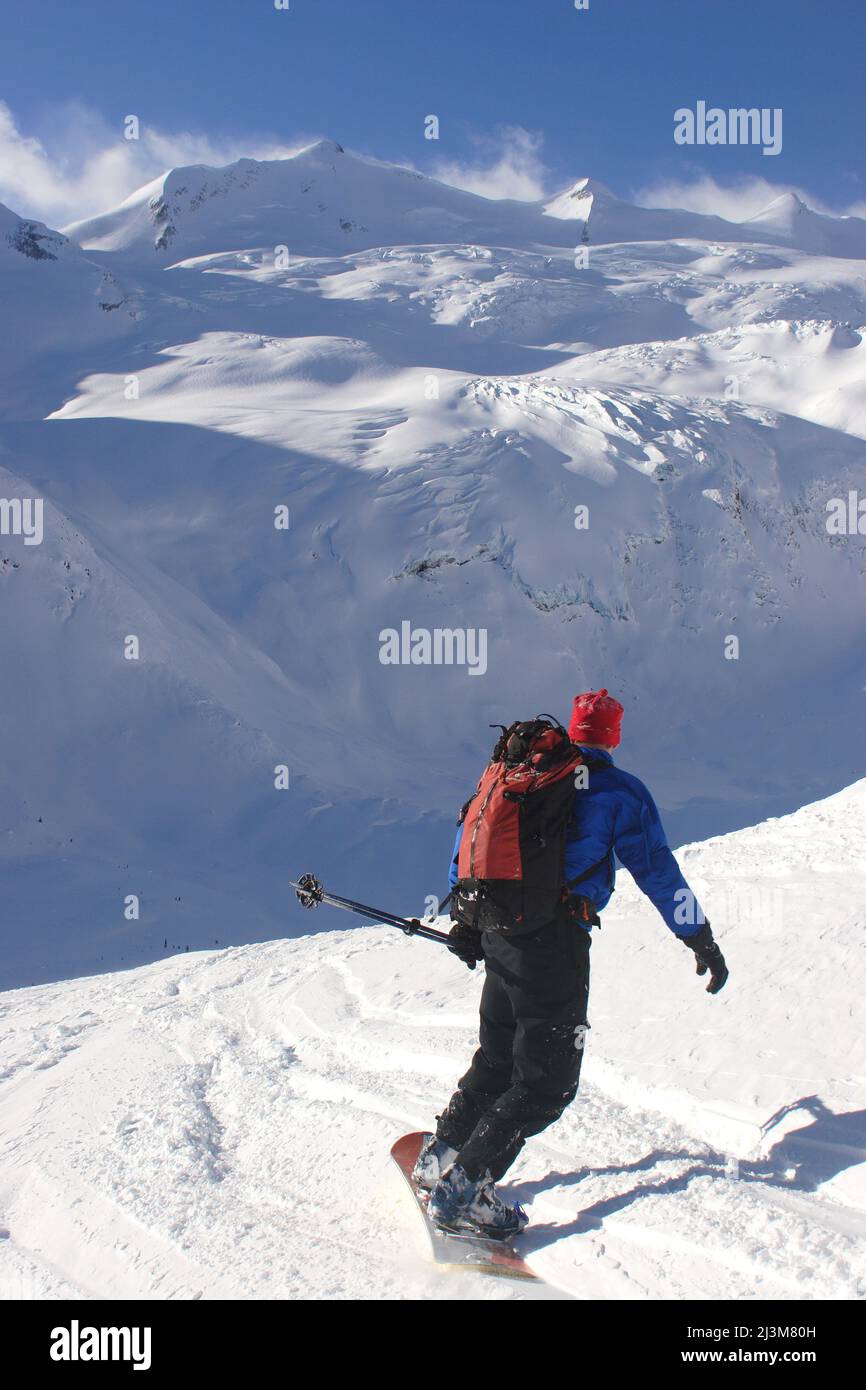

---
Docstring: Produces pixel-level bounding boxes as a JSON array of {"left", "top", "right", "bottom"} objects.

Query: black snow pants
[{"left": 436, "top": 904, "right": 592, "bottom": 1182}]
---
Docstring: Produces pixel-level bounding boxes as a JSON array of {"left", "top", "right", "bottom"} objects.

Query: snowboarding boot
[
  {"left": 427, "top": 1163, "right": 528, "bottom": 1240},
  {"left": 411, "top": 1133, "right": 458, "bottom": 1191}
]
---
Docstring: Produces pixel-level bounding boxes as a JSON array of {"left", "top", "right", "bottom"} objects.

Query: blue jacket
[{"left": 448, "top": 746, "right": 704, "bottom": 937}]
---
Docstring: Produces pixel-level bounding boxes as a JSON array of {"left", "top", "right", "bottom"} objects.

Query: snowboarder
[{"left": 415, "top": 688, "right": 728, "bottom": 1239}]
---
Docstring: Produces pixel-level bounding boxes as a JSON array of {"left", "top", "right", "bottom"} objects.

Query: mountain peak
[
  {"left": 749, "top": 190, "right": 810, "bottom": 222},
  {"left": 542, "top": 176, "right": 620, "bottom": 221},
  {"left": 0, "top": 201, "right": 70, "bottom": 262},
  {"left": 300, "top": 138, "right": 346, "bottom": 158}
]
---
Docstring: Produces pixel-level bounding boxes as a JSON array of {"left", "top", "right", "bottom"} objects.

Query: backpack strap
[
  {"left": 565, "top": 857, "right": 608, "bottom": 929},
  {"left": 565, "top": 854, "right": 609, "bottom": 890}
]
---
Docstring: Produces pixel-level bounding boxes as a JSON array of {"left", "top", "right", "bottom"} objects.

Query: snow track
[{"left": 2, "top": 858, "right": 864, "bottom": 1300}]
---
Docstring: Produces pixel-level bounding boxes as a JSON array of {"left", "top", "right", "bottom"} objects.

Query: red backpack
[{"left": 453, "top": 717, "right": 594, "bottom": 935}]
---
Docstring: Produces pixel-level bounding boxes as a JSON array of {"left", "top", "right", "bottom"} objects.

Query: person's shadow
[{"left": 510, "top": 1095, "right": 866, "bottom": 1251}]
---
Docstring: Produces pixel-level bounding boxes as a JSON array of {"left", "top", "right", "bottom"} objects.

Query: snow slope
[
  {"left": 1, "top": 141, "right": 865, "bottom": 988},
  {"left": 1, "top": 783, "right": 864, "bottom": 1301},
  {"left": 0, "top": 202, "right": 131, "bottom": 416}
]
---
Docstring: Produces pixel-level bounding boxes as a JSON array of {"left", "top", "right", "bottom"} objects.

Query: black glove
[
  {"left": 447, "top": 921, "right": 485, "bottom": 970},
  {"left": 682, "top": 923, "right": 728, "bottom": 994}
]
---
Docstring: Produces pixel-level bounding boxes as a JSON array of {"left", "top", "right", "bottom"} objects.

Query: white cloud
[
  {"left": 431, "top": 126, "right": 550, "bottom": 201},
  {"left": 633, "top": 171, "right": 866, "bottom": 223},
  {"left": 0, "top": 101, "right": 314, "bottom": 227}
]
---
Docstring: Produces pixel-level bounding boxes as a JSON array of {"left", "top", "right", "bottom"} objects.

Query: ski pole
[{"left": 290, "top": 874, "right": 452, "bottom": 945}]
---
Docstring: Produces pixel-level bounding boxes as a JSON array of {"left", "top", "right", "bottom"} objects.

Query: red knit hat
[{"left": 568, "top": 688, "right": 624, "bottom": 749}]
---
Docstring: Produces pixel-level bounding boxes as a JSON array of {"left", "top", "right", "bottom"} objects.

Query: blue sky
[{"left": 1, "top": 0, "right": 863, "bottom": 225}]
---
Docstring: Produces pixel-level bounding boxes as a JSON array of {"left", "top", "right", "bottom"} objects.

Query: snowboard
[{"left": 390, "top": 1132, "right": 538, "bottom": 1282}]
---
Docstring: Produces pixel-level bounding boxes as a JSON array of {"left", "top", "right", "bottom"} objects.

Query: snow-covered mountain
[
  {"left": 64, "top": 143, "right": 866, "bottom": 261},
  {"left": 63, "top": 140, "right": 561, "bottom": 259},
  {"left": 1, "top": 140, "right": 865, "bottom": 988},
  {"left": 1, "top": 783, "right": 864, "bottom": 1299}
]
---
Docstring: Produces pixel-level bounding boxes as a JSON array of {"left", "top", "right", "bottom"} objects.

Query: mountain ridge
[{"left": 58, "top": 140, "right": 866, "bottom": 260}]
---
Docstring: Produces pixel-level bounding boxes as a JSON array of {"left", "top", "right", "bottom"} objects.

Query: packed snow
[{"left": 1, "top": 782, "right": 864, "bottom": 1300}]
